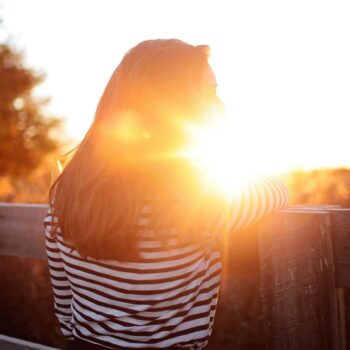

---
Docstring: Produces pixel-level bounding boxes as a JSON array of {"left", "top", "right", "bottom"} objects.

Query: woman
[{"left": 44, "top": 39, "right": 289, "bottom": 350}]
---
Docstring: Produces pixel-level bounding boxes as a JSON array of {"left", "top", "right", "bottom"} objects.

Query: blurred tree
[
  {"left": 0, "top": 38, "right": 63, "bottom": 178},
  {"left": 284, "top": 167, "right": 350, "bottom": 208}
]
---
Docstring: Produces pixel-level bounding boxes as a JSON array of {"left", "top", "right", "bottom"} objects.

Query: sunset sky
[{"left": 2, "top": 0, "right": 350, "bottom": 175}]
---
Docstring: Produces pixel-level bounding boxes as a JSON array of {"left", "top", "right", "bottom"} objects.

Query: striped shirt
[{"left": 44, "top": 175, "right": 289, "bottom": 349}]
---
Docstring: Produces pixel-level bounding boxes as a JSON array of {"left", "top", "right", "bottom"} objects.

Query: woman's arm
[
  {"left": 43, "top": 210, "right": 74, "bottom": 340},
  {"left": 216, "top": 175, "right": 289, "bottom": 234}
]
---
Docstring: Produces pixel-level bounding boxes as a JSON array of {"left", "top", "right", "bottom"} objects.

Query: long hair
[{"left": 49, "top": 39, "right": 223, "bottom": 261}]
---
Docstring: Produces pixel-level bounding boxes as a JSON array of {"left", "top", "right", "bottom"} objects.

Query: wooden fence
[{"left": 0, "top": 203, "right": 349, "bottom": 350}]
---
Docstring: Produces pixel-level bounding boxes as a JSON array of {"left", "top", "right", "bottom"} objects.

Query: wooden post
[
  {"left": 329, "top": 209, "right": 350, "bottom": 288},
  {"left": 258, "top": 208, "right": 342, "bottom": 350},
  {"left": 327, "top": 208, "right": 350, "bottom": 349}
]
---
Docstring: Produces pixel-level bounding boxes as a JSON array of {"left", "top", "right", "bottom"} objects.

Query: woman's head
[
  {"left": 49, "top": 39, "right": 222, "bottom": 260},
  {"left": 94, "top": 39, "right": 219, "bottom": 165}
]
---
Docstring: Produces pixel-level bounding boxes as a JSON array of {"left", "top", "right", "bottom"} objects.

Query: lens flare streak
[{"left": 182, "top": 117, "right": 263, "bottom": 197}]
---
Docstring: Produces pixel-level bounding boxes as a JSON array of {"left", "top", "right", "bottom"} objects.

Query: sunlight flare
[{"left": 181, "top": 116, "right": 265, "bottom": 197}]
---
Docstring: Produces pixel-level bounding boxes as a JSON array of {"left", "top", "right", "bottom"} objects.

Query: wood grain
[{"left": 258, "top": 209, "right": 341, "bottom": 350}]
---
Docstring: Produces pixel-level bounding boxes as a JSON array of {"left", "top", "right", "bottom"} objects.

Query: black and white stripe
[{"left": 44, "top": 175, "right": 288, "bottom": 349}]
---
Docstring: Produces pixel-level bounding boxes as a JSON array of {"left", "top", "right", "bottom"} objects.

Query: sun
[{"left": 180, "top": 114, "right": 267, "bottom": 198}]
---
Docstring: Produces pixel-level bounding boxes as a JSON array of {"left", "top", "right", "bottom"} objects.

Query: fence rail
[
  {"left": 0, "top": 334, "right": 59, "bottom": 350},
  {"left": 0, "top": 203, "right": 349, "bottom": 350}
]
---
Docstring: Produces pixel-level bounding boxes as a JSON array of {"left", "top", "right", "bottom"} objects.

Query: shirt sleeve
[
  {"left": 216, "top": 174, "right": 289, "bottom": 234},
  {"left": 43, "top": 208, "right": 74, "bottom": 340}
]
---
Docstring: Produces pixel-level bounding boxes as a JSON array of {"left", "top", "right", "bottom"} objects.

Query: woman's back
[
  {"left": 44, "top": 175, "right": 288, "bottom": 349},
  {"left": 45, "top": 203, "right": 221, "bottom": 349}
]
